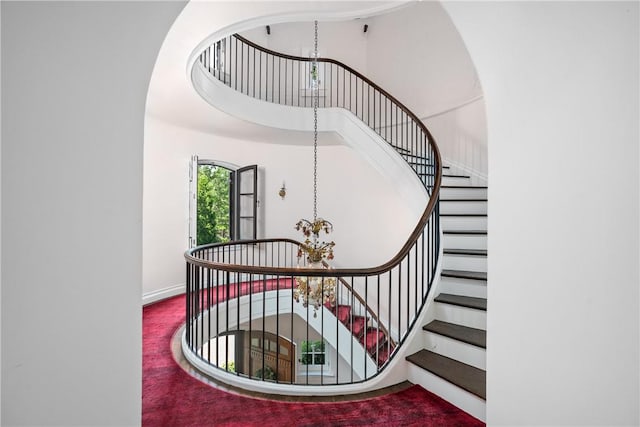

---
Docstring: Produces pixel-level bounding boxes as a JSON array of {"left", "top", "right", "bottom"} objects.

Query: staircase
[
  {"left": 325, "top": 302, "right": 395, "bottom": 367},
  {"left": 187, "top": 30, "right": 486, "bottom": 419},
  {"left": 407, "top": 170, "right": 487, "bottom": 420}
]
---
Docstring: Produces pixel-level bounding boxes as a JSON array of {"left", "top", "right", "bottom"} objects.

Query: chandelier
[{"left": 293, "top": 21, "right": 337, "bottom": 316}]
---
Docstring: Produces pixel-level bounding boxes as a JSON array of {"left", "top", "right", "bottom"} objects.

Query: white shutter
[{"left": 188, "top": 155, "right": 198, "bottom": 248}]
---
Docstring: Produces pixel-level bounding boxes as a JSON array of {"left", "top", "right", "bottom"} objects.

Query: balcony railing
[{"left": 185, "top": 32, "right": 442, "bottom": 389}]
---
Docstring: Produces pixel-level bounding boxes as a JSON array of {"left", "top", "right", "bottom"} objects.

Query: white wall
[
  {"left": 241, "top": 20, "right": 369, "bottom": 75},
  {"left": 424, "top": 97, "right": 487, "bottom": 184},
  {"left": 366, "top": 2, "right": 481, "bottom": 118},
  {"left": 0, "top": 1, "right": 186, "bottom": 425},
  {"left": 444, "top": 2, "right": 639, "bottom": 425},
  {"left": 251, "top": 2, "right": 488, "bottom": 182},
  {"left": 143, "top": 117, "right": 418, "bottom": 298},
  {"left": 365, "top": 1, "right": 487, "bottom": 183}
]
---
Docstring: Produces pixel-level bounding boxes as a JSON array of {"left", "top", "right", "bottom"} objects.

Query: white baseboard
[{"left": 142, "top": 283, "right": 185, "bottom": 306}]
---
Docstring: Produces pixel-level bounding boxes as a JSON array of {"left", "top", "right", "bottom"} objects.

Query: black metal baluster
[{"left": 262, "top": 274, "right": 266, "bottom": 381}]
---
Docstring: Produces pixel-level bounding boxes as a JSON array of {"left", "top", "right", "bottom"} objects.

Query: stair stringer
[{"left": 191, "top": 62, "right": 429, "bottom": 217}]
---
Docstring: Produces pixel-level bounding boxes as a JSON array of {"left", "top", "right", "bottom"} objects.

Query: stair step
[
  {"left": 435, "top": 293, "right": 487, "bottom": 311},
  {"left": 440, "top": 198, "right": 487, "bottom": 202},
  {"left": 360, "top": 328, "right": 386, "bottom": 353},
  {"left": 348, "top": 315, "right": 367, "bottom": 337},
  {"left": 442, "top": 270, "right": 487, "bottom": 281},
  {"left": 443, "top": 252, "right": 487, "bottom": 273},
  {"left": 442, "top": 231, "right": 487, "bottom": 251},
  {"left": 419, "top": 173, "right": 471, "bottom": 179},
  {"left": 406, "top": 350, "right": 486, "bottom": 400},
  {"left": 439, "top": 276, "right": 487, "bottom": 299},
  {"left": 440, "top": 200, "right": 487, "bottom": 215},
  {"left": 443, "top": 230, "right": 487, "bottom": 235},
  {"left": 444, "top": 249, "right": 487, "bottom": 256},
  {"left": 441, "top": 176, "right": 474, "bottom": 187},
  {"left": 376, "top": 344, "right": 395, "bottom": 367},
  {"left": 442, "top": 185, "right": 488, "bottom": 190},
  {"left": 440, "top": 215, "right": 487, "bottom": 232},
  {"left": 334, "top": 305, "right": 351, "bottom": 324},
  {"left": 440, "top": 185, "right": 488, "bottom": 199},
  {"left": 409, "top": 161, "right": 450, "bottom": 170},
  {"left": 423, "top": 320, "right": 486, "bottom": 349}
]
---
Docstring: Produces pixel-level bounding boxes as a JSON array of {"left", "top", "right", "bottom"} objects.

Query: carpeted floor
[{"left": 143, "top": 294, "right": 484, "bottom": 426}]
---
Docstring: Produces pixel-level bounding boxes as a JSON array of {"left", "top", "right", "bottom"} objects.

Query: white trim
[
  {"left": 197, "top": 158, "right": 239, "bottom": 172},
  {"left": 143, "top": 283, "right": 184, "bottom": 306}
]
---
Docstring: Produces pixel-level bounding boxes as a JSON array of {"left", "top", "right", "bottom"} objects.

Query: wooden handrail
[
  {"left": 186, "top": 238, "right": 394, "bottom": 346},
  {"left": 187, "top": 35, "right": 442, "bottom": 278},
  {"left": 186, "top": 33, "right": 442, "bottom": 380}
]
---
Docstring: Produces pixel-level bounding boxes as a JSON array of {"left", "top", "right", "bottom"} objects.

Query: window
[
  {"left": 189, "top": 156, "right": 257, "bottom": 247},
  {"left": 196, "top": 163, "right": 232, "bottom": 245},
  {"left": 299, "top": 340, "right": 328, "bottom": 370}
]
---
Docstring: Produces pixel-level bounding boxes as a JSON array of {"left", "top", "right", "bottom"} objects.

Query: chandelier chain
[{"left": 313, "top": 20, "right": 318, "bottom": 224}]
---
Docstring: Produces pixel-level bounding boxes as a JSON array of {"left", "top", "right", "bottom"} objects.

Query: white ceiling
[{"left": 145, "top": 1, "right": 409, "bottom": 146}]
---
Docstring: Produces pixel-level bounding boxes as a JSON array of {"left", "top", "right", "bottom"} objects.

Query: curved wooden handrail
[
  {"left": 187, "top": 35, "right": 441, "bottom": 278},
  {"left": 187, "top": 34, "right": 442, "bottom": 378},
  {"left": 187, "top": 237, "right": 394, "bottom": 347}
]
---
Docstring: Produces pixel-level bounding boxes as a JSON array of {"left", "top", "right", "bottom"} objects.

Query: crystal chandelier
[{"left": 293, "top": 21, "right": 337, "bottom": 316}]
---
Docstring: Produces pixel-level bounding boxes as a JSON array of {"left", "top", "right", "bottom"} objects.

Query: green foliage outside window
[
  {"left": 197, "top": 165, "right": 231, "bottom": 245},
  {"left": 255, "top": 365, "right": 277, "bottom": 380},
  {"left": 221, "top": 361, "right": 235, "bottom": 373},
  {"left": 300, "top": 340, "right": 325, "bottom": 365}
]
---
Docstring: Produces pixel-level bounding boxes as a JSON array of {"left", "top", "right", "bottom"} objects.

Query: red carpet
[{"left": 143, "top": 293, "right": 484, "bottom": 426}]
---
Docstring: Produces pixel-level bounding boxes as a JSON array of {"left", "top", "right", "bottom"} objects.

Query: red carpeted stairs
[
  {"left": 197, "top": 278, "right": 396, "bottom": 367},
  {"left": 325, "top": 303, "right": 396, "bottom": 367}
]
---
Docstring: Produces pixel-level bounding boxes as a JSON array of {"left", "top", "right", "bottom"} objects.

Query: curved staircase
[{"left": 184, "top": 29, "right": 486, "bottom": 421}]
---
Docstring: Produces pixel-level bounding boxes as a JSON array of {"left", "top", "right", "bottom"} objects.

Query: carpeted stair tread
[
  {"left": 434, "top": 293, "right": 487, "bottom": 311},
  {"left": 442, "top": 269, "right": 487, "bottom": 281},
  {"left": 406, "top": 350, "right": 486, "bottom": 400},
  {"left": 360, "top": 328, "right": 386, "bottom": 352},
  {"left": 376, "top": 344, "right": 395, "bottom": 366},
  {"left": 348, "top": 315, "right": 367, "bottom": 337},
  {"left": 333, "top": 305, "right": 352, "bottom": 324},
  {"left": 443, "top": 249, "right": 487, "bottom": 256},
  {"left": 423, "top": 320, "right": 486, "bottom": 348}
]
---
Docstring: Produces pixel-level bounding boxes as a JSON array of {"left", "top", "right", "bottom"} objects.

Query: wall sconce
[{"left": 278, "top": 183, "right": 286, "bottom": 199}]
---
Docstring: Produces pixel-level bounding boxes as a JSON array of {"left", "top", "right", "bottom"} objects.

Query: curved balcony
[{"left": 183, "top": 32, "right": 442, "bottom": 395}]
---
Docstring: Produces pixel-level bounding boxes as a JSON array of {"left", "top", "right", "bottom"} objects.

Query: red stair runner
[
  {"left": 361, "top": 328, "right": 386, "bottom": 353},
  {"left": 325, "top": 301, "right": 395, "bottom": 367}
]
